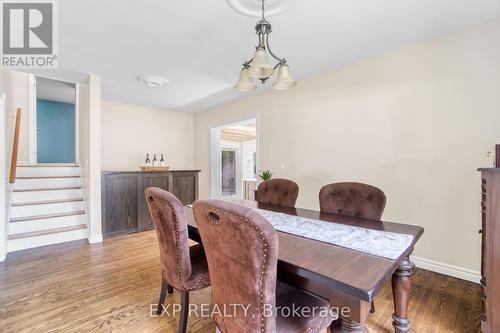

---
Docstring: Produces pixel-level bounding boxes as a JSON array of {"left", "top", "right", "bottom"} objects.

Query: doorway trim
[
  {"left": 28, "top": 75, "right": 79, "bottom": 165},
  {"left": 28, "top": 74, "right": 36, "bottom": 165},
  {"left": 209, "top": 114, "right": 260, "bottom": 200}
]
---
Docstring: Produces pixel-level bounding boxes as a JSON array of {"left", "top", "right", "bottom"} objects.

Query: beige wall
[
  {"left": 3, "top": 70, "right": 30, "bottom": 164},
  {"left": 0, "top": 68, "right": 7, "bottom": 261},
  {"left": 194, "top": 20, "right": 500, "bottom": 275},
  {"left": 1, "top": 69, "right": 33, "bottom": 260},
  {"left": 101, "top": 100, "right": 194, "bottom": 171},
  {"left": 1, "top": 69, "right": 30, "bottom": 260}
]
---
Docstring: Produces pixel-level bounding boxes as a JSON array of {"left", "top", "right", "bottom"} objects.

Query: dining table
[{"left": 184, "top": 199, "right": 424, "bottom": 333}]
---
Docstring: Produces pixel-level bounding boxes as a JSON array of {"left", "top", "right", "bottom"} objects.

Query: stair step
[
  {"left": 12, "top": 198, "right": 84, "bottom": 207},
  {"left": 14, "top": 186, "right": 82, "bottom": 192},
  {"left": 12, "top": 188, "right": 84, "bottom": 203},
  {"left": 16, "top": 176, "right": 80, "bottom": 179},
  {"left": 7, "top": 225, "right": 88, "bottom": 252},
  {"left": 16, "top": 166, "right": 80, "bottom": 177},
  {"left": 14, "top": 177, "right": 81, "bottom": 190},
  {"left": 10, "top": 210, "right": 86, "bottom": 223},
  {"left": 17, "top": 164, "right": 78, "bottom": 167},
  {"left": 9, "top": 212, "right": 87, "bottom": 235},
  {"left": 11, "top": 200, "right": 85, "bottom": 219},
  {"left": 8, "top": 224, "right": 87, "bottom": 240}
]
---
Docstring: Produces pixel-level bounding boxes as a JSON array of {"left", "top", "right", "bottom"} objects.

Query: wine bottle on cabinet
[
  {"left": 145, "top": 154, "right": 151, "bottom": 166},
  {"left": 152, "top": 154, "right": 157, "bottom": 167},
  {"left": 160, "top": 154, "right": 165, "bottom": 166}
]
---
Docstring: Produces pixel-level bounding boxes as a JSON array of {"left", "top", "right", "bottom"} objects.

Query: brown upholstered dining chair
[
  {"left": 145, "top": 187, "right": 211, "bottom": 333},
  {"left": 193, "top": 199, "right": 336, "bottom": 333},
  {"left": 319, "top": 181, "right": 386, "bottom": 313},
  {"left": 319, "top": 182, "right": 386, "bottom": 220},
  {"left": 256, "top": 178, "right": 299, "bottom": 208}
]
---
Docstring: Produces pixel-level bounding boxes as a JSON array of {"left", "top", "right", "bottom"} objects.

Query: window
[{"left": 221, "top": 149, "right": 237, "bottom": 196}]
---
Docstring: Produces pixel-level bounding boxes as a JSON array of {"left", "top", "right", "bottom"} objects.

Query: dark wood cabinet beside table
[
  {"left": 185, "top": 199, "right": 424, "bottom": 333},
  {"left": 478, "top": 168, "right": 500, "bottom": 333},
  {"left": 101, "top": 170, "right": 200, "bottom": 236}
]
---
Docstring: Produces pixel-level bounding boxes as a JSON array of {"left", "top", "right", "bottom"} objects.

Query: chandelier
[{"left": 234, "top": 0, "right": 297, "bottom": 91}]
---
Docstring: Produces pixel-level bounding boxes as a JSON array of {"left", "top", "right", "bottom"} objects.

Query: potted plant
[{"left": 258, "top": 170, "right": 273, "bottom": 182}]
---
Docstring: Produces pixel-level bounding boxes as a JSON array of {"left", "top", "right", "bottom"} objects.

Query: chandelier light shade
[
  {"left": 272, "top": 64, "right": 298, "bottom": 90},
  {"left": 248, "top": 47, "right": 274, "bottom": 79},
  {"left": 232, "top": 0, "right": 297, "bottom": 91},
  {"left": 235, "top": 67, "right": 257, "bottom": 91}
]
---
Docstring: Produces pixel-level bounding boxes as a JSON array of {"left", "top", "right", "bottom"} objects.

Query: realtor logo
[{"left": 1, "top": 0, "right": 58, "bottom": 68}]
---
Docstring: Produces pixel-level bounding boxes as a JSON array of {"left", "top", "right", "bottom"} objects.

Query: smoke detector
[{"left": 137, "top": 75, "right": 169, "bottom": 88}]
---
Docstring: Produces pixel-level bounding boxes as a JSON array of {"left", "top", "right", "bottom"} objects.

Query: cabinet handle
[{"left": 479, "top": 229, "right": 483, "bottom": 234}]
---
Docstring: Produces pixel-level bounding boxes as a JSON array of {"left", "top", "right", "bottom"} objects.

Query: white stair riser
[
  {"left": 8, "top": 228, "right": 88, "bottom": 252},
  {"left": 16, "top": 167, "right": 80, "bottom": 177},
  {"left": 11, "top": 201, "right": 85, "bottom": 219},
  {"left": 12, "top": 189, "right": 83, "bottom": 203},
  {"left": 9, "top": 214, "right": 87, "bottom": 235},
  {"left": 14, "top": 178, "right": 81, "bottom": 190}
]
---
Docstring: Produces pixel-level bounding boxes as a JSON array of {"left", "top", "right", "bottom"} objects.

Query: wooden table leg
[
  {"left": 391, "top": 256, "right": 415, "bottom": 333},
  {"left": 329, "top": 289, "right": 371, "bottom": 333},
  {"left": 330, "top": 318, "right": 370, "bottom": 333}
]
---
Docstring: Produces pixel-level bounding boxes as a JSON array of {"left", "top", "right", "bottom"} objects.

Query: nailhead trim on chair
[
  {"left": 199, "top": 205, "right": 270, "bottom": 333},
  {"left": 149, "top": 193, "right": 210, "bottom": 291},
  {"left": 198, "top": 204, "right": 332, "bottom": 333}
]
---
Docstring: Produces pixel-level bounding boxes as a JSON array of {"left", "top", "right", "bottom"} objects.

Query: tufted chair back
[
  {"left": 256, "top": 178, "right": 299, "bottom": 208},
  {"left": 319, "top": 182, "right": 386, "bottom": 220},
  {"left": 193, "top": 200, "right": 279, "bottom": 333},
  {"left": 145, "top": 187, "right": 193, "bottom": 291}
]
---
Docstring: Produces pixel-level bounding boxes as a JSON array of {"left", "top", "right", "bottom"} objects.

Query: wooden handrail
[{"left": 9, "top": 108, "right": 22, "bottom": 183}]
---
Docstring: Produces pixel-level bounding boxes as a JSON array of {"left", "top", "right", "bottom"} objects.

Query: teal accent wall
[{"left": 36, "top": 99, "right": 75, "bottom": 163}]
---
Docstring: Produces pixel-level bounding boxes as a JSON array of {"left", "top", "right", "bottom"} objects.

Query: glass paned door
[{"left": 221, "top": 149, "right": 237, "bottom": 196}]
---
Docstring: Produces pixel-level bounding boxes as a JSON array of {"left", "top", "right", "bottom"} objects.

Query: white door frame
[
  {"left": 209, "top": 114, "right": 260, "bottom": 200},
  {"left": 74, "top": 84, "right": 80, "bottom": 165},
  {"left": 28, "top": 74, "right": 36, "bottom": 165},
  {"left": 28, "top": 75, "right": 79, "bottom": 165}
]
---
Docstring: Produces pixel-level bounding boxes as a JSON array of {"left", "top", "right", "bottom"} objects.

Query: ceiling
[
  {"left": 52, "top": 0, "right": 500, "bottom": 113},
  {"left": 36, "top": 77, "right": 76, "bottom": 104},
  {"left": 221, "top": 122, "right": 257, "bottom": 142}
]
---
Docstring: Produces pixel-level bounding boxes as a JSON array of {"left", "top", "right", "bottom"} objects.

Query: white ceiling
[
  {"left": 36, "top": 77, "right": 76, "bottom": 104},
  {"left": 53, "top": 0, "right": 500, "bottom": 113}
]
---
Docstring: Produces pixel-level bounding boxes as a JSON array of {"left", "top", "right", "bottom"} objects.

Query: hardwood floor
[{"left": 0, "top": 231, "right": 481, "bottom": 333}]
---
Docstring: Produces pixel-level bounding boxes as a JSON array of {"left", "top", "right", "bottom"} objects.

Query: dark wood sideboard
[
  {"left": 101, "top": 170, "right": 200, "bottom": 236},
  {"left": 479, "top": 168, "right": 500, "bottom": 333}
]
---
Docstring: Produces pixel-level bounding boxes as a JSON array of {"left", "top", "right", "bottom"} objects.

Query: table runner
[{"left": 253, "top": 208, "right": 414, "bottom": 260}]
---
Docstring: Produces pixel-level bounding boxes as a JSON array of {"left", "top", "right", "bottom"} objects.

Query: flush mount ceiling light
[
  {"left": 232, "top": 0, "right": 297, "bottom": 91},
  {"left": 226, "top": 0, "right": 296, "bottom": 17},
  {"left": 137, "top": 75, "right": 169, "bottom": 88}
]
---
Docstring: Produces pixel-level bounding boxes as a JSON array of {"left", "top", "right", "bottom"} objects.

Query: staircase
[{"left": 7, "top": 165, "right": 88, "bottom": 252}]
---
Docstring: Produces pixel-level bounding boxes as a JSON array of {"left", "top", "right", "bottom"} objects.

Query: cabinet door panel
[
  {"left": 172, "top": 174, "right": 196, "bottom": 205},
  {"left": 104, "top": 175, "right": 138, "bottom": 235},
  {"left": 140, "top": 174, "right": 169, "bottom": 231}
]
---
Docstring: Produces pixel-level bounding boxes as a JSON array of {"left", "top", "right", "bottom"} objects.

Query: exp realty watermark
[
  {"left": 1, "top": 0, "right": 58, "bottom": 68},
  {"left": 151, "top": 303, "right": 350, "bottom": 319}
]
